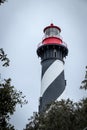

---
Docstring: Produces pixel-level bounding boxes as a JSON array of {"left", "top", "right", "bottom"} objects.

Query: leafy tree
[
  {"left": 0, "top": 49, "right": 28, "bottom": 130},
  {"left": 24, "top": 99, "right": 87, "bottom": 130},
  {"left": 0, "top": 48, "right": 10, "bottom": 67},
  {"left": 24, "top": 112, "right": 39, "bottom": 130},
  {"left": 0, "top": 0, "right": 6, "bottom": 4},
  {"left": 80, "top": 66, "right": 87, "bottom": 90},
  {"left": 0, "top": 78, "right": 28, "bottom": 130}
]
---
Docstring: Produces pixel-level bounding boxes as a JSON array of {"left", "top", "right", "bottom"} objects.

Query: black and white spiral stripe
[{"left": 39, "top": 59, "right": 66, "bottom": 112}]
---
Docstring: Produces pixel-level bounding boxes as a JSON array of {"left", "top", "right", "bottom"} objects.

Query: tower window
[{"left": 53, "top": 49, "right": 57, "bottom": 57}]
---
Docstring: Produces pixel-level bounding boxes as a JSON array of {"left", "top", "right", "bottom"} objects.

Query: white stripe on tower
[{"left": 41, "top": 60, "right": 64, "bottom": 96}]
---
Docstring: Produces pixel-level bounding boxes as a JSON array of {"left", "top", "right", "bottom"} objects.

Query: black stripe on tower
[
  {"left": 41, "top": 59, "right": 55, "bottom": 78},
  {"left": 40, "top": 70, "right": 66, "bottom": 113}
]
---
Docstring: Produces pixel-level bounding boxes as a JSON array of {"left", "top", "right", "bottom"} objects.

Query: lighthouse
[{"left": 37, "top": 23, "right": 68, "bottom": 113}]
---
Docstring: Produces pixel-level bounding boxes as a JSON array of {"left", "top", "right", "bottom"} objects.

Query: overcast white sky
[{"left": 0, "top": 0, "right": 87, "bottom": 129}]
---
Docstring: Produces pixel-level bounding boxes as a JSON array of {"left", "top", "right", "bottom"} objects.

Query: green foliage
[
  {"left": 24, "top": 98, "right": 87, "bottom": 130},
  {"left": 0, "top": 78, "right": 27, "bottom": 116},
  {"left": 0, "top": 0, "right": 6, "bottom": 4},
  {"left": 80, "top": 66, "right": 87, "bottom": 90},
  {"left": 0, "top": 48, "right": 28, "bottom": 130},
  {"left": 0, "top": 118, "right": 15, "bottom": 130},
  {"left": 0, "top": 48, "right": 10, "bottom": 67},
  {"left": 0, "top": 78, "right": 28, "bottom": 130},
  {"left": 23, "top": 112, "right": 39, "bottom": 130}
]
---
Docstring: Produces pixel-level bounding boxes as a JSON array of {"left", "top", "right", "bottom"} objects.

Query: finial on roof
[{"left": 50, "top": 23, "right": 54, "bottom": 26}]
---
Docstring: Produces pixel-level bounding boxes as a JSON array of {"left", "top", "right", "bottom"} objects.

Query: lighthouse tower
[{"left": 37, "top": 23, "right": 68, "bottom": 113}]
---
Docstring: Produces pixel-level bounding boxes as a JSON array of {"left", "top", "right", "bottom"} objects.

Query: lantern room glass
[{"left": 44, "top": 28, "right": 60, "bottom": 37}]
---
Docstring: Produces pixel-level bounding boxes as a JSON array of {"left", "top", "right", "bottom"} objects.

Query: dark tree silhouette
[
  {"left": 0, "top": 78, "right": 28, "bottom": 130},
  {"left": 0, "top": 0, "right": 6, "bottom": 4},
  {"left": 0, "top": 49, "right": 28, "bottom": 130},
  {"left": 0, "top": 48, "right": 10, "bottom": 67},
  {"left": 80, "top": 66, "right": 87, "bottom": 90},
  {"left": 24, "top": 98, "right": 87, "bottom": 130}
]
